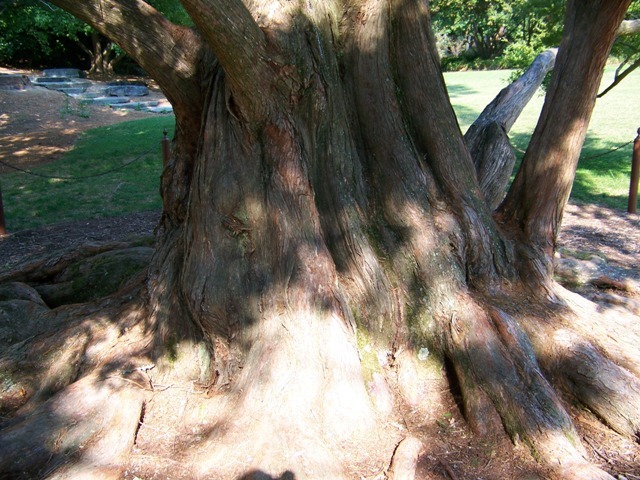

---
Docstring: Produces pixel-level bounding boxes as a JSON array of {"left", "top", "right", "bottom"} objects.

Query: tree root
[
  {"left": 520, "top": 291, "right": 640, "bottom": 440},
  {"left": 440, "top": 293, "right": 636, "bottom": 478},
  {"left": 387, "top": 437, "right": 423, "bottom": 480},
  {"left": 2, "top": 242, "right": 638, "bottom": 479},
  {"left": 0, "top": 374, "right": 144, "bottom": 479}
]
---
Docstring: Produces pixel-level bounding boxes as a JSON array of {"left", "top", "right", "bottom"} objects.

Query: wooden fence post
[
  {"left": 628, "top": 128, "right": 640, "bottom": 214},
  {"left": 161, "top": 128, "right": 170, "bottom": 166},
  {"left": 0, "top": 184, "right": 6, "bottom": 236}
]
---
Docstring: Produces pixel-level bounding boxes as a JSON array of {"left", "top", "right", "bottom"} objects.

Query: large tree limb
[
  {"left": 598, "top": 55, "right": 640, "bottom": 97},
  {"left": 466, "top": 49, "right": 557, "bottom": 208},
  {"left": 390, "top": 0, "right": 516, "bottom": 281},
  {"left": 498, "top": 0, "right": 632, "bottom": 278},
  {"left": 469, "top": 49, "right": 558, "bottom": 138},
  {"left": 617, "top": 18, "right": 640, "bottom": 36},
  {"left": 471, "top": 13, "right": 640, "bottom": 203},
  {"left": 48, "top": 0, "right": 209, "bottom": 117},
  {"left": 598, "top": 19, "right": 640, "bottom": 97},
  {"left": 178, "top": 0, "right": 272, "bottom": 121}
]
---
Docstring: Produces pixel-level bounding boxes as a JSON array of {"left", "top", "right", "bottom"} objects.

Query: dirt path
[
  {"left": 0, "top": 68, "right": 166, "bottom": 269},
  {"left": 0, "top": 67, "right": 169, "bottom": 173}
]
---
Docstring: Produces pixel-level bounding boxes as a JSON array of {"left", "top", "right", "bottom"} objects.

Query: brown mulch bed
[{"left": 560, "top": 202, "right": 640, "bottom": 279}]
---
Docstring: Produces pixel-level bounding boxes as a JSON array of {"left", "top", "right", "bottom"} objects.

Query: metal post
[
  {"left": 628, "top": 128, "right": 640, "bottom": 214},
  {"left": 0, "top": 184, "right": 6, "bottom": 236},
  {"left": 161, "top": 128, "right": 170, "bottom": 166}
]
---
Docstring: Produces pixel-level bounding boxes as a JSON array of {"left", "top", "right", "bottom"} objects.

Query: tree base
[{"left": 2, "top": 241, "right": 640, "bottom": 479}]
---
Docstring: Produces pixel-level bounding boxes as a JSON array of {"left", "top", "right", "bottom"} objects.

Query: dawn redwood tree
[{"left": 1, "top": 0, "right": 639, "bottom": 479}]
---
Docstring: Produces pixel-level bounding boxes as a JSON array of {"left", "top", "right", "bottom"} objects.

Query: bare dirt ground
[{"left": 1, "top": 69, "right": 639, "bottom": 479}]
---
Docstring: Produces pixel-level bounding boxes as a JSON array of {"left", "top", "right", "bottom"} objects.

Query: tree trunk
[
  {"left": 499, "top": 0, "right": 635, "bottom": 277},
  {"left": 2, "top": 0, "right": 639, "bottom": 479},
  {"left": 466, "top": 48, "right": 557, "bottom": 209}
]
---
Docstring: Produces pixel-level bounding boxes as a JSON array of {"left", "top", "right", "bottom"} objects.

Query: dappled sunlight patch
[{"left": 0, "top": 373, "right": 144, "bottom": 479}]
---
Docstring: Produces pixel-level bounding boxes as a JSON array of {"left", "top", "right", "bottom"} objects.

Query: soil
[{"left": 1, "top": 69, "right": 639, "bottom": 479}]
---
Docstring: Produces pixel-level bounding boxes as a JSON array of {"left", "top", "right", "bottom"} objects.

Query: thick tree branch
[
  {"left": 598, "top": 19, "right": 640, "bottom": 97},
  {"left": 474, "top": 14, "right": 640, "bottom": 199},
  {"left": 498, "top": 0, "right": 632, "bottom": 276},
  {"left": 178, "top": 0, "right": 271, "bottom": 121},
  {"left": 470, "top": 49, "right": 558, "bottom": 135},
  {"left": 598, "top": 55, "right": 640, "bottom": 97},
  {"left": 617, "top": 18, "right": 640, "bottom": 36},
  {"left": 49, "top": 0, "right": 209, "bottom": 117},
  {"left": 466, "top": 49, "right": 557, "bottom": 208},
  {"left": 390, "top": 0, "right": 515, "bottom": 281}
]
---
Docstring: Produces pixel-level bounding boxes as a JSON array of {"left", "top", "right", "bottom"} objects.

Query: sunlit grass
[
  {"left": 1, "top": 116, "right": 174, "bottom": 231},
  {"left": 445, "top": 65, "right": 640, "bottom": 211}
]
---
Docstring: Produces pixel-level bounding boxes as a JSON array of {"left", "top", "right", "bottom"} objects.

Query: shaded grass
[
  {"left": 1, "top": 116, "right": 174, "bottom": 231},
  {"left": 445, "top": 66, "right": 640, "bottom": 211}
]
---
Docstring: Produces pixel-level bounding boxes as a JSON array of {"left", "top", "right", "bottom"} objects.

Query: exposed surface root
[
  {"left": 388, "top": 436, "right": 424, "bottom": 480},
  {"left": 2, "top": 240, "right": 640, "bottom": 479},
  {"left": 0, "top": 374, "right": 144, "bottom": 479}
]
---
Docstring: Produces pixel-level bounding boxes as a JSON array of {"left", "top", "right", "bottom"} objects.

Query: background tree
[
  {"left": 0, "top": 0, "right": 88, "bottom": 69},
  {"left": 0, "top": 1, "right": 638, "bottom": 480},
  {"left": 433, "top": 0, "right": 640, "bottom": 74},
  {"left": 431, "top": 0, "right": 513, "bottom": 60},
  {"left": 431, "top": 0, "right": 565, "bottom": 67},
  {"left": 0, "top": 0, "right": 191, "bottom": 74},
  {"left": 500, "top": 0, "right": 564, "bottom": 69}
]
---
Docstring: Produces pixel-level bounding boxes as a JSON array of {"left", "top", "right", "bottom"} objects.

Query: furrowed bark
[
  {"left": 390, "top": 0, "right": 516, "bottom": 283},
  {"left": 466, "top": 49, "right": 557, "bottom": 208},
  {"left": 4, "top": 1, "right": 640, "bottom": 478},
  {"left": 179, "top": 0, "right": 272, "bottom": 121},
  {"left": 157, "top": 8, "right": 381, "bottom": 475},
  {"left": 348, "top": 0, "right": 465, "bottom": 308},
  {"left": 347, "top": 2, "right": 593, "bottom": 470},
  {"left": 444, "top": 301, "right": 586, "bottom": 460},
  {"left": 498, "top": 0, "right": 633, "bottom": 276}
]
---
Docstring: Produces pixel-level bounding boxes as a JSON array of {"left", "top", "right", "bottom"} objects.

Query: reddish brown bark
[
  {"left": 498, "top": 0, "right": 633, "bottom": 280},
  {"left": 2, "top": 1, "right": 639, "bottom": 479}
]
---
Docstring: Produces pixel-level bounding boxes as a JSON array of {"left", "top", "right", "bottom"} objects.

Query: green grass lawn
[
  {"left": 1, "top": 66, "right": 637, "bottom": 232},
  {"left": 445, "top": 65, "right": 640, "bottom": 210},
  {"left": 1, "top": 116, "right": 174, "bottom": 231}
]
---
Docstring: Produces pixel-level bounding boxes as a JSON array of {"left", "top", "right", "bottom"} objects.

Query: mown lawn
[
  {"left": 1, "top": 116, "right": 173, "bottom": 231},
  {"left": 445, "top": 65, "right": 640, "bottom": 210}
]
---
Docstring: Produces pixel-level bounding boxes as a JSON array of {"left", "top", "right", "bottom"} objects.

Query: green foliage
[
  {"left": 434, "top": 0, "right": 564, "bottom": 70},
  {"left": 500, "top": 41, "right": 538, "bottom": 70},
  {"left": 435, "top": 0, "right": 640, "bottom": 78},
  {"left": 59, "top": 97, "right": 91, "bottom": 119},
  {"left": 0, "top": 0, "right": 193, "bottom": 70},
  {"left": 147, "top": 0, "right": 192, "bottom": 26},
  {"left": 0, "top": 1, "right": 89, "bottom": 67},
  {"left": 432, "top": 0, "right": 513, "bottom": 60}
]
